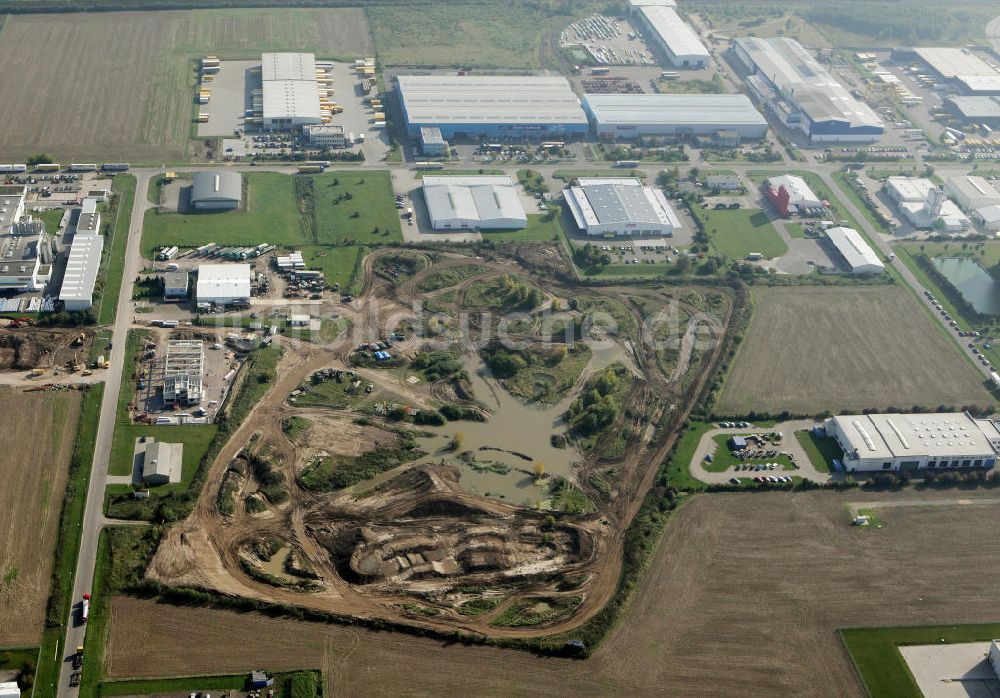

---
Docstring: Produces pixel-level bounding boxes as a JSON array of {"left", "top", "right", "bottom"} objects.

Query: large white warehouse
[
  {"left": 884, "top": 177, "right": 969, "bottom": 231},
  {"left": 397, "top": 75, "right": 589, "bottom": 139},
  {"left": 196, "top": 264, "right": 252, "bottom": 305},
  {"left": 260, "top": 52, "right": 324, "bottom": 130},
  {"left": 583, "top": 93, "right": 767, "bottom": 140},
  {"left": 422, "top": 176, "right": 528, "bottom": 231},
  {"left": 59, "top": 232, "right": 103, "bottom": 311},
  {"left": 825, "top": 412, "right": 1000, "bottom": 473},
  {"left": 944, "top": 175, "right": 1000, "bottom": 212},
  {"left": 565, "top": 177, "right": 680, "bottom": 237},
  {"left": 633, "top": 5, "right": 709, "bottom": 69},
  {"left": 734, "top": 37, "right": 883, "bottom": 142},
  {"left": 824, "top": 226, "right": 884, "bottom": 275}
]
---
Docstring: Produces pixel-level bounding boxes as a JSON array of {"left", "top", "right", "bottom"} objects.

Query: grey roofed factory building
[
  {"left": 397, "top": 75, "right": 589, "bottom": 139},
  {"left": 422, "top": 175, "right": 528, "bottom": 230},
  {"left": 565, "top": 177, "right": 681, "bottom": 237},
  {"left": 190, "top": 171, "right": 242, "bottom": 210},
  {"left": 141, "top": 439, "right": 183, "bottom": 485},
  {"left": 734, "top": 37, "right": 883, "bottom": 142},
  {"left": 825, "top": 412, "right": 1000, "bottom": 473},
  {"left": 632, "top": 5, "right": 709, "bottom": 68},
  {"left": 583, "top": 93, "right": 767, "bottom": 140},
  {"left": 945, "top": 96, "right": 1000, "bottom": 125}
]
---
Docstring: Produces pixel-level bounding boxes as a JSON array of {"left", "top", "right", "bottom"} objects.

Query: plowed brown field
[
  {"left": 106, "top": 490, "right": 1000, "bottom": 696},
  {"left": 0, "top": 388, "right": 81, "bottom": 646}
]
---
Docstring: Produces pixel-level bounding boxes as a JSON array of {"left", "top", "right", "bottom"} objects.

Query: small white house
[{"left": 0, "top": 681, "right": 21, "bottom": 698}]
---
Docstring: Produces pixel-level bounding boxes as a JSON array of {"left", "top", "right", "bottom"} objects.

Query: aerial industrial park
[{"left": 3, "top": 2, "right": 1000, "bottom": 698}]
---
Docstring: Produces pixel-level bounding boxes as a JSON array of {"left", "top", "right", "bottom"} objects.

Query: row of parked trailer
[
  {"left": 0, "top": 163, "right": 129, "bottom": 174},
  {"left": 191, "top": 242, "right": 275, "bottom": 261}
]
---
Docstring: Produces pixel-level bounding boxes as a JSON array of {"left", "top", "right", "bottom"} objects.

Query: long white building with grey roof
[
  {"left": 734, "top": 37, "right": 883, "bottom": 142},
  {"left": 633, "top": 5, "right": 709, "bottom": 69},
  {"left": 825, "top": 412, "right": 1000, "bottom": 473},
  {"left": 422, "top": 175, "right": 528, "bottom": 231},
  {"left": 583, "top": 93, "right": 767, "bottom": 140},
  {"left": 59, "top": 231, "right": 103, "bottom": 311},
  {"left": 565, "top": 177, "right": 680, "bottom": 237},
  {"left": 397, "top": 75, "right": 589, "bottom": 139}
]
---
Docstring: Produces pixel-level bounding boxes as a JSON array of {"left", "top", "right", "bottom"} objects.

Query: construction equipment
[
  {"left": 72, "top": 332, "right": 86, "bottom": 347},
  {"left": 66, "top": 352, "right": 82, "bottom": 373},
  {"left": 28, "top": 368, "right": 45, "bottom": 378}
]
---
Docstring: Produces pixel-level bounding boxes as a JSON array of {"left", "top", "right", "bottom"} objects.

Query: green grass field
[
  {"left": 142, "top": 173, "right": 301, "bottom": 257},
  {"left": 368, "top": 4, "right": 567, "bottom": 68},
  {"left": 309, "top": 171, "right": 402, "bottom": 245},
  {"left": 841, "top": 623, "right": 1000, "bottom": 698},
  {"left": 691, "top": 207, "right": 787, "bottom": 260},
  {"left": 97, "top": 175, "right": 136, "bottom": 325},
  {"left": 480, "top": 214, "right": 563, "bottom": 243},
  {"left": 793, "top": 430, "right": 838, "bottom": 473},
  {"left": 703, "top": 433, "right": 793, "bottom": 472},
  {"left": 664, "top": 422, "right": 715, "bottom": 491},
  {"left": 300, "top": 245, "right": 367, "bottom": 296}
]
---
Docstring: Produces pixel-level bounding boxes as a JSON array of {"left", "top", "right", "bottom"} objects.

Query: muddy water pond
[
  {"left": 932, "top": 257, "right": 1000, "bottom": 316},
  {"left": 416, "top": 355, "right": 583, "bottom": 506},
  {"left": 258, "top": 546, "right": 295, "bottom": 581}
]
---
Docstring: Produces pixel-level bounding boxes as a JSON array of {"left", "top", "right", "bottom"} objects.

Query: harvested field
[
  {"left": 0, "top": 9, "right": 372, "bottom": 162},
  {"left": 0, "top": 388, "right": 81, "bottom": 646},
  {"left": 106, "top": 491, "right": 1000, "bottom": 695},
  {"left": 718, "top": 286, "right": 992, "bottom": 415}
]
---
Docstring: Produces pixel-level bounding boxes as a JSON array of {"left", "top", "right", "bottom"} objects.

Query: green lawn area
[
  {"left": 97, "top": 175, "right": 137, "bottom": 325},
  {"left": 899, "top": 240, "right": 1000, "bottom": 270},
  {"left": 37, "top": 207, "right": 66, "bottom": 235},
  {"left": 785, "top": 223, "right": 809, "bottom": 239},
  {"left": 703, "top": 433, "right": 793, "bottom": 472},
  {"left": 793, "top": 429, "right": 839, "bottom": 473},
  {"left": 480, "top": 214, "right": 564, "bottom": 243},
  {"left": 664, "top": 422, "right": 714, "bottom": 491},
  {"left": 841, "top": 623, "right": 1000, "bottom": 698},
  {"left": 553, "top": 170, "right": 645, "bottom": 183},
  {"left": 308, "top": 171, "right": 402, "bottom": 244},
  {"left": 141, "top": 172, "right": 302, "bottom": 257},
  {"left": 100, "top": 675, "right": 248, "bottom": 697},
  {"left": 691, "top": 207, "right": 787, "bottom": 260},
  {"left": 300, "top": 245, "right": 367, "bottom": 295},
  {"left": 368, "top": 3, "right": 564, "bottom": 69}
]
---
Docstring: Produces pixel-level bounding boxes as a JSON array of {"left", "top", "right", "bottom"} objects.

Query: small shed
[
  {"left": 729, "top": 435, "right": 747, "bottom": 450},
  {"left": 0, "top": 682, "right": 20, "bottom": 698},
  {"left": 250, "top": 671, "right": 274, "bottom": 689}
]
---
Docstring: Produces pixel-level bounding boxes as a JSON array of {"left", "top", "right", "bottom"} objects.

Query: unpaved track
[
  {"left": 148, "top": 247, "right": 734, "bottom": 639},
  {"left": 110, "top": 491, "right": 1000, "bottom": 696}
]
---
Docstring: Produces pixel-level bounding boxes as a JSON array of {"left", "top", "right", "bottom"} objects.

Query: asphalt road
[{"left": 57, "top": 172, "right": 154, "bottom": 697}]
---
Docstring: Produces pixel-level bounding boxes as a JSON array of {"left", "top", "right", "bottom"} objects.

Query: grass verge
[{"left": 96, "top": 175, "right": 136, "bottom": 325}]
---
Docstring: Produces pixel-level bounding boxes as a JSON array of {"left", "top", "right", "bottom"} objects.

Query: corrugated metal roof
[
  {"left": 735, "top": 37, "right": 882, "bottom": 130},
  {"left": 825, "top": 226, "right": 883, "bottom": 272},
  {"left": 638, "top": 6, "right": 709, "bottom": 60},
  {"left": 191, "top": 171, "right": 242, "bottom": 204},
  {"left": 398, "top": 75, "right": 588, "bottom": 125},
  {"left": 584, "top": 93, "right": 766, "bottom": 127},
  {"left": 914, "top": 47, "right": 998, "bottom": 78},
  {"left": 59, "top": 233, "right": 103, "bottom": 305},
  {"left": 568, "top": 181, "right": 680, "bottom": 228},
  {"left": 196, "top": 263, "right": 252, "bottom": 300},
  {"left": 423, "top": 176, "right": 527, "bottom": 228},
  {"left": 261, "top": 52, "right": 322, "bottom": 122}
]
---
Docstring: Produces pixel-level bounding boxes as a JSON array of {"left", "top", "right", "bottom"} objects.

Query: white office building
[
  {"left": 884, "top": 177, "right": 970, "bottom": 231},
  {"left": 565, "top": 177, "right": 681, "bottom": 237},
  {"left": 825, "top": 412, "right": 1000, "bottom": 473},
  {"left": 422, "top": 175, "right": 528, "bottom": 231}
]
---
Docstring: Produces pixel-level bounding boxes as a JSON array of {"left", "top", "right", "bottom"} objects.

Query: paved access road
[{"left": 57, "top": 172, "right": 155, "bottom": 698}]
